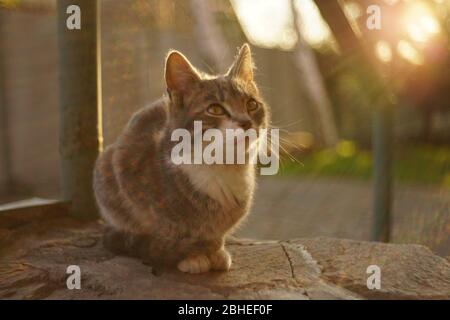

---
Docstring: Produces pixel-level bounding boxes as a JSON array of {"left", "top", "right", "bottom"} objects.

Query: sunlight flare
[
  {"left": 397, "top": 40, "right": 424, "bottom": 65},
  {"left": 230, "top": 0, "right": 334, "bottom": 50},
  {"left": 402, "top": 1, "right": 441, "bottom": 43},
  {"left": 375, "top": 41, "right": 393, "bottom": 63}
]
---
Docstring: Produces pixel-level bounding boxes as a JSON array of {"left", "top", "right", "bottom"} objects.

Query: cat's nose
[{"left": 238, "top": 120, "right": 252, "bottom": 130}]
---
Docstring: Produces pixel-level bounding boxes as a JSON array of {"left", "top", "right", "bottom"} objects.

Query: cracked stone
[{"left": 0, "top": 219, "right": 449, "bottom": 299}]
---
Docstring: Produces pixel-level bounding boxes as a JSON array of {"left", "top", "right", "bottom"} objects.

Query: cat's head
[{"left": 164, "top": 44, "right": 269, "bottom": 135}]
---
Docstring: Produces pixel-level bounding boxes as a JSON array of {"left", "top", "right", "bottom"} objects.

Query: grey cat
[{"left": 93, "top": 44, "right": 270, "bottom": 273}]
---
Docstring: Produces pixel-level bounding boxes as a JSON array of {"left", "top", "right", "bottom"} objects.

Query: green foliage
[{"left": 279, "top": 141, "right": 450, "bottom": 188}]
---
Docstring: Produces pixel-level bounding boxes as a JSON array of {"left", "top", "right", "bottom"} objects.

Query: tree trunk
[
  {"left": 291, "top": 0, "right": 339, "bottom": 147},
  {"left": 189, "top": 0, "right": 231, "bottom": 72}
]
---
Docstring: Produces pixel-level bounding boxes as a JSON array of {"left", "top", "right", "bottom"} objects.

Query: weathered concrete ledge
[{"left": 1, "top": 218, "right": 449, "bottom": 299}]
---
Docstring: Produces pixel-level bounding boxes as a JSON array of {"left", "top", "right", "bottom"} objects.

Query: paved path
[{"left": 238, "top": 177, "right": 450, "bottom": 257}]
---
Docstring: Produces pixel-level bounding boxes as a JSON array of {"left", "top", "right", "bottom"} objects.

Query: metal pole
[
  {"left": 372, "top": 101, "right": 392, "bottom": 242},
  {"left": 314, "top": 0, "right": 394, "bottom": 241},
  {"left": 57, "top": 0, "right": 102, "bottom": 219}
]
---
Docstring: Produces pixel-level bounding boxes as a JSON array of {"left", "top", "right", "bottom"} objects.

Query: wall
[{"left": 0, "top": 1, "right": 318, "bottom": 199}]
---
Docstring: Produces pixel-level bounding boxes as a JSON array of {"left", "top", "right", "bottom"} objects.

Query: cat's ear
[
  {"left": 227, "top": 43, "right": 254, "bottom": 83},
  {"left": 165, "top": 50, "right": 200, "bottom": 95}
]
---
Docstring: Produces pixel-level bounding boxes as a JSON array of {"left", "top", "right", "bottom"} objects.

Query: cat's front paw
[
  {"left": 177, "top": 255, "right": 211, "bottom": 274},
  {"left": 209, "top": 249, "right": 232, "bottom": 271}
]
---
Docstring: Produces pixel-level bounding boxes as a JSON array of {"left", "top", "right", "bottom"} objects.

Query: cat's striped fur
[{"left": 93, "top": 44, "right": 270, "bottom": 273}]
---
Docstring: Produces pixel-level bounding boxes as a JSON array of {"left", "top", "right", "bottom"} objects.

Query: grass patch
[{"left": 278, "top": 141, "right": 450, "bottom": 188}]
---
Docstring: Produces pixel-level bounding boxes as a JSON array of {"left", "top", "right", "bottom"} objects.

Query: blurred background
[{"left": 0, "top": 0, "right": 449, "bottom": 256}]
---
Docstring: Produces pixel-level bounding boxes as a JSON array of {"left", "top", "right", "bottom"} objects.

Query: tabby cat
[{"left": 93, "top": 44, "right": 270, "bottom": 274}]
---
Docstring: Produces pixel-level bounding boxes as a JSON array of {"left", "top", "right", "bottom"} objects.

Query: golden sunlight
[
  {"left": 230, "top": 0, "right": 297, "bottom": 50},
  {"left": 230, "top": 0, "right": 333, "bottom": 50},
  {"left": 294, "top": 0, "right": 334, "bottom": 48},
  {"left": 375, "top": 41, "right": 393, "bottom": 63},
  {"left": 397, "top": 40, "right": 424, "bottom": 65},
  {"left": 402, "top": 1, "right": 441, "bottom": 43}
]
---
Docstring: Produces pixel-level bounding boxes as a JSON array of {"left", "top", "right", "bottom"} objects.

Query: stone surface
[
  {"left": 0, "top": 218, "right": 449, "bottom": 300},
  {"left": 238, "top": 177, "right": 450, "bottom": 257}
]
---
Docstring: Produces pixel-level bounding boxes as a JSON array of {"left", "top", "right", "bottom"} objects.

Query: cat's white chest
[{"left": 182, "top": 164, "right": 255, "bottom": 207}]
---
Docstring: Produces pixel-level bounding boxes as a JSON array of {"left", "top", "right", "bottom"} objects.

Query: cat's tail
[
  {"left": 103, "top": 226, "right": 180, "bottom": 266},
  {"left": 102, "top": 226, "right": 221, "bottom": 267}
]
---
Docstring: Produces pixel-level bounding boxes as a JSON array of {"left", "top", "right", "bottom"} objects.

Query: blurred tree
[
  {"left": 189, "top": 0, "right": 231, "bottom": 72},
  {"left": 291, "top": 0, "right": 339, "bottom": 147},
  {"left": 314, "top": 0, "right": 394, "bottom": 242}
]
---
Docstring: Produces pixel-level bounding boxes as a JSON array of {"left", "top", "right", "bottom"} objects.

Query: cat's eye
[
  {"left": 206, "top": 104, "right": 226, "bottom": 116},
  {"left": 247, "top": 99, "right": 259, "bottom": 112}
]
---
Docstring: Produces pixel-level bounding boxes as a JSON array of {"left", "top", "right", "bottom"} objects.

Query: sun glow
[
  {"left": 375, "top": 41, "right": 393, "bottom": 63},
  {"left": 397, "top": 40, "right": 424, "bottom": 65},
  {"left": 402, "top": 1, "right": 441, "bottom": 43},
  {"left": 230, "top": 0, "right": 297, "bottom": 50},
  {"left": 377, "top": 1, "right": 443, "bottom": 65},
  {"left": 230, "top": 0, "right": 333, "bottom": 50},
  {"left": 294, "top": 0, "right": 335, "bottom": 49}
]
